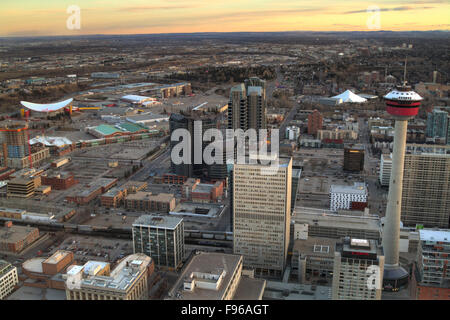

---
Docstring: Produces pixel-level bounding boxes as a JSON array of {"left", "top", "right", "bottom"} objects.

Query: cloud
[{"left": 344, "top": 6, "right": 434, "bottom": 14}]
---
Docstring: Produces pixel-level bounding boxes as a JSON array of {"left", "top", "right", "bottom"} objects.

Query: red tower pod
[{"left": 384, "top": 85, "right": 422, "bottom": 120}]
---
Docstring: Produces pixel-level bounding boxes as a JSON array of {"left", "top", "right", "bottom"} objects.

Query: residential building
[
  {"left": 0, "top": 260, "right": 18, "bottom": 299},
  {"left": 132, "top": 215, "right": 184, "bottom": 270},
  {"left": 332, "top": 238, "right": 384, "bottom": 300},
  {"left": 307, "top": 110, "right": 323, "bottom": 135},
  {"left": 411, "top": 229, "right": 450, "bottom": 300},
  {"left": 329, "top": 183, "right": 368, "bottom": 212},
  {"left": 343, "top": 144, "right": 365, "bottom": 172},
  {"left": 379, "top": 153, "right": 392, "bottom": 187}
]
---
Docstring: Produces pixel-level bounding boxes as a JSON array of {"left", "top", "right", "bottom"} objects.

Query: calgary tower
[{"left": 382, "top": 60, "right": 422, "bottom": 291}]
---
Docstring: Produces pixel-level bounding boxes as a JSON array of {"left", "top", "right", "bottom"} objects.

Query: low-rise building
[
  {"left": 0, "top": 221, "right": 39, "bottom": 253},
  {"left": 329, "top": 183, "right": 368, "bottom": 212},
  {"left": 125, "top": 192, "right": 176, "bottom": 213},
  {"left": 65, "top": 253, "right": 153, "bottom": 300},
  {"left": 168, "top": 252, "right": 266, "bottom": 300}
]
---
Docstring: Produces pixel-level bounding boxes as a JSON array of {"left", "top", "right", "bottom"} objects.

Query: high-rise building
[
  {"left": 401, "top": 151, "right": 450, "bottom": 228},
  {"left": 426, "top": 107, "right": 449, "bottom": 142},
  {"left": 132, "top": 215, "right": 184, "bottom": 270},
  {"left": 228, "top": 77, "right": 267, "bottom": 131},
  {"left": 169, "top": 112, "right": 218, "bottom": 178},
  {"left": 343, "top": 144, "right": 365, "bottom": 172},
  {"left": 379, "top": 153, "right": 392, "bottom": 187},
  {"left": 233, "top": 157, "right": 292, "bottom": 278},
  {"left": 411, "top": 229, "right": 450, "bottom": 300},
  {"left": 0, "top": 260, "right": 18, "bottom": 299},
  {"left": 307, "top": 110, "right": 323, "bottom": 135},
  {"left": 382, "top": 78, "right": 422, "bottom": 290},
  {"left": 332, "top": 238, "right": 384, "bottom": 300},
  {"left": 65, "top": 253, "right": 153, "bottom": 300}
]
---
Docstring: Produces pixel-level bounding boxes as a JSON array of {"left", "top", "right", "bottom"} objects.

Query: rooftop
[
  {"left": 330, "top": 182, "right": 367, "bottom": 195},
  {"left": 293, "top": 237, "right": 337, "bottom": 257},
  {"left": 419, "top": 229, "right": 450, "bottom": 243},
  {"left": 126, "top": 191, "right": 174, "bottom": 202},
  {"left": 169, "top": 252, "right": 243, "bottom": 300},
  {"left": 133, "top": 214, "right": 183, "bottom": 230},
  {"left": 0, "top": 224, "right": 38, "bottom": 245}
]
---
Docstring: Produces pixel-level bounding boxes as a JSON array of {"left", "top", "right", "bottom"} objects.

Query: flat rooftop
[
  {"left": 170, "top": 202, "right": 223, "bottom": 218},
  {"left": 0, "top": 225, "right": 38, "bottom": 244},
  {"left": 330, "top": 182, "right": 367, "bottom": 195},
  {"left": 419, "top": 229, "right": 450, "bottom": 243},
  {"left": 43, "top": 250, "right": 72, "bottom": 265},
  {"left": 293, "top": 207, "right": 380, "bottom": 232},
  {"left": 133, "top": 214, "right": 183, "bottom": 230},
  {"left": 169, "top": 252, "right": 242, "bottom": 300},
  {"left": 126, "top": 191, "right": 174, "bottom": 202},
  {"left": 293, "top": 237, "right": 338, "bottom": 257},
  {"left": 263, "top": 281, "right": 331, "bottom": 300}
]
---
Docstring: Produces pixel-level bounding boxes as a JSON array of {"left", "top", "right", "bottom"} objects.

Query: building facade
[
  {"left": 332, "top": 238, "right": 384, "bottom": 300},
  {"left": 329, "top": 183, "right": 368, "bottom": 212},
  {"left": 132, "top": 215, "right": 184, "bottom": 270},
  {"left": 233, "top": 157, "right": 292, "bottom": 278},
  {"left": 0, "top": 260, "right": 18, "bottom": 299}
]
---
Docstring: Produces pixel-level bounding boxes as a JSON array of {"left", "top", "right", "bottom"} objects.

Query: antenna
[{"left": 403, "top": 57, "right": 407, "bottom": 86}]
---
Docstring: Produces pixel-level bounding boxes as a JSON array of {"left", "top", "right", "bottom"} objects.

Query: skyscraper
[
  {"left": 169, "top": 112, "right": 218, "bottom": 178},
  {"left": 228, "top": 77, "right": 267, "bottom": 131},
  {"left": 232, "top": 157, "right": 292, "bottom": 278},
  {"left": 382, "top": 78, "right": 422, "bottom": 290},
  {"left": 426, "top": 106, "right": 450, "bottom": 144},
  {"left": 401, "top": 150, "right": 450, "bottom": 228}
]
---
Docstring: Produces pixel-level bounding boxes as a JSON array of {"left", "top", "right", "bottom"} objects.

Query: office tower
[
  {"left": 233, "top": 157, "right": 292, "bottom": 278},
  {"left": 0, "top": 260, "right": 18, "bottom": 299},
  {"left": 343, "top": 144, "right": 365, "bottom": 172},
  {"left": 412, "top": 229, "right": 450, "bottom": 299},
  {"left": 379, "top": 153, "right": 392, "bottom": 187},
  {"left": 307, "top": 109, "right": 323, "bottom": 135},
  {"left": 332, "top": 238, "right": 384, "bottom": 300},
  {"left": 382, "top": 79, "right": 422, "bottom": 290},
  {"left": 401, "top": 151, "right": 450, "bottom": 228},
  {"left": 65, "top": 253, "right": 152, "bottom": 300},
  {"left": 169, "top": 112, "right": 217, "bottom": 178},
  {"left": 132, "top": 215, "right": 184, "bottom": 270},
  {"left": 426, "top": 107, "right": 449, "bottom": 142},
  {"left": 168, "top": 252, "right": 266, "bottom": 300},
  {"left": 329, "top": 182, "right": 368, "bottom": 212},
  {"left": 228, "top": 77, "right": 267, "bottom": 131}
]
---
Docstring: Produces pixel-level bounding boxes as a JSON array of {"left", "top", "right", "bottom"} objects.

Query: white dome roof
[{"left": 20, "top": 98, "right": 73, "bottom": 112}]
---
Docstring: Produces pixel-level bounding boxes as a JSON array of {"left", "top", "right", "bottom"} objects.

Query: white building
[
  {"left": 0, "top": 260, "right": 18, "bottom": 299},
  {"left": 379, "top": 153, "right": 392, "bottom": 187},
  {"left": 329, "top": 183, "right": 368, "bottom": 212},
  {"left": 286, "top": 126, "right": 300, "bottom": 141}
]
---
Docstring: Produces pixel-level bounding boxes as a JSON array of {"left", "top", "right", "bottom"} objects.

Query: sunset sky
[{"left": 1, "top": 0, "right": 449, "bottom": 37}]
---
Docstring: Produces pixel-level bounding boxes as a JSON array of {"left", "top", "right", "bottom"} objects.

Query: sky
[{"left": 1, "top": 0, "right": 449, "bottom": 37}]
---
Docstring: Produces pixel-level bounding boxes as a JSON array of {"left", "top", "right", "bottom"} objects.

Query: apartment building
[
  {"left": 132, "top": 215, "right": 184, "bottom": 270},
  {"left": 0, "top": 260, "right": 18, "bottom": 299},
  {"left": 332, "top": 238, "right": 384, "bottom": 300},
  {"left": 329, "top": 183, "right": 368, "bottom": 212}
]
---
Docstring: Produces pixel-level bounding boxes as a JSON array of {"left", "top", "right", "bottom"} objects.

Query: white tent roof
[
  {"left": 20, "top": 98, "right": 73, "bottom": 112},
  {"left": 331, "top": 90, "right": 367, "bottom": 103}
]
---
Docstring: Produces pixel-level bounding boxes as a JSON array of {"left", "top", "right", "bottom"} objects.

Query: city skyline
[{"left": 1, "top": 0, "right": 450, "bottom": 37}]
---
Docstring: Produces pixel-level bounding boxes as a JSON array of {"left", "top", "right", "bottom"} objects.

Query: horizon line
[{"left": 1, "top": 29, "right": 449, "bottom": 39}]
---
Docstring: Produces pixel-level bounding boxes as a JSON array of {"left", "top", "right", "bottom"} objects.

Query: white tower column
[{"left": 382, "top": 120, "right": 407, "bottom": 267}]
